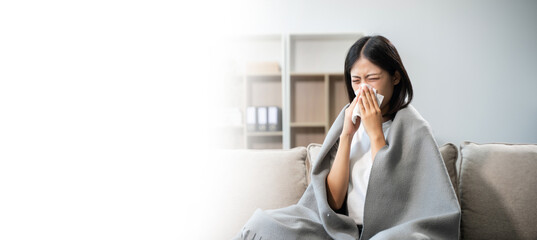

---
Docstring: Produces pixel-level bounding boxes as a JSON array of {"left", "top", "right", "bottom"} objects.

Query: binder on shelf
[
  {"left": 257, "top": 107, "right": 268, "bottom": 131},
  {"left": 268, "top": 106, "right": 282, "bottom": 131},
  {"left": 246, "top": 107, "right": 257, "bottom": 132}
]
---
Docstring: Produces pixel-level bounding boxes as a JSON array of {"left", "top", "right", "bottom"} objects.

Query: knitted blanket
[{"left": 235, "top": 104, "right": 460, "bottom": 240}]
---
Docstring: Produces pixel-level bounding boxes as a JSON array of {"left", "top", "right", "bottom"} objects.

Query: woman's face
[{"left": 350, "top": 56, "right": 400, "bottom": 113}]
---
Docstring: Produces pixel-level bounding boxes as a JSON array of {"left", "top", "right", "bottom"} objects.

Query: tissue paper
[{"left": 351, "top": 84, "right": 384, "bottom": 124}]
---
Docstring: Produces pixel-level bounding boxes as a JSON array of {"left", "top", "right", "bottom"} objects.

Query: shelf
[
  {"left": 290, "top": 73, "right": 326, "bottom": 77},
  {"left": 246, "top": 77, "right": 282, "bottom": 107},
  {"left": 291, "top": 127, "right": 325, "bottom": 148},
  {"left": 290, "top": 75, "right": 326, "bottom": 123},
  {"left": 290, "top": 72, "right": 343, "bottom": 77},
  {"left": 244, "top": 73, "right": 282, "bottom": 78},
  {"left": 290, "top": 122, "right": 326, "bottom": 128},
  {"left": 329, "top": 74, "right": 349, "bottom": 124},
  {"left": 247, "top": 131, "right": 283, "bottom": 137}
]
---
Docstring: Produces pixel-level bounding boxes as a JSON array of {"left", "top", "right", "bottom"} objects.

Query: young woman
[
  {"left": 235, "top": 35, "right": 460, "bottom": 240},
  {"left": 326, "top": 35, "right": 412, "bottom": 235}
]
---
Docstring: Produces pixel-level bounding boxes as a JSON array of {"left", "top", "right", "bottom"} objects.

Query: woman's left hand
[{"left": 357, "top": 86, "right": 384, "bottom": 140}]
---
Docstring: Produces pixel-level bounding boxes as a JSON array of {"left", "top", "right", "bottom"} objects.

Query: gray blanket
[{"left": 235, "top": 104, "right": 461, "bottom": 240}]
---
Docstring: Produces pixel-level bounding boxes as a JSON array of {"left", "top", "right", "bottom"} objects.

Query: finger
[
  {"left": 362, "top": 87, "right": 373, "bottom": 110},
  {"left": 368, "top": 87, "right": 379, "bottom": 109},
  {"left": 358, "top": 94, "right": 366, "bottom": 114}
]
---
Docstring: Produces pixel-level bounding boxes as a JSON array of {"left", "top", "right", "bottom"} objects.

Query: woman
[{"left": 235, "top": 35, "right": 460, "bottom": 240}]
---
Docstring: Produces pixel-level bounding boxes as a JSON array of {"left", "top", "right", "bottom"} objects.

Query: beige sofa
[{"left": 204, "top": 142, "right": 537, "bottom": 240}]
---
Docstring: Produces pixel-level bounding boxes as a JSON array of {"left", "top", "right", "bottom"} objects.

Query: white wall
[{"left": 234, "top": 0, "right": 537, "bottom": 145}]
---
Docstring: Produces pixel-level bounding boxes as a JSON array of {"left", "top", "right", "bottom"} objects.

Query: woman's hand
[
  {"left": 358, "top": 86, "right": 386, "bottom": 161},
  {"left": 357, "top": 86, "right": 384, "bottom": 139},
  {"left": 341, "top": 89, "right": 362, "bottom": 139}
]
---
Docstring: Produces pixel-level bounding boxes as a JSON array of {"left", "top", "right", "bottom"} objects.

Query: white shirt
[{"left": 347, "top": 120, "right": 393, "bottom": 225}]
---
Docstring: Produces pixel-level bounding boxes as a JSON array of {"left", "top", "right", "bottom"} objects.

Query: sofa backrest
[
  {"left": 458, "top": 142, "right": 537, "bottom": 240},
  {"left": 211, "top": 147, "right": 308, "bottom": 239}
]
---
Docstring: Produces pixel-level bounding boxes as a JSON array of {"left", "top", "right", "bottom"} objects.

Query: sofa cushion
[
  {"left": 439, "top": 143, "right": 459, "bottom": 197},
  {"left": 459, "top": 141, "right": 537, "bottom": 240},
  {"left": 204, "top": 147, "right": 308, "bottom": 239}
]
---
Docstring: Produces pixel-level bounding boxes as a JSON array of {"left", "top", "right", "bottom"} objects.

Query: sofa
[{"left": 202, "top": 142, "right": 537, "bottom": 240}]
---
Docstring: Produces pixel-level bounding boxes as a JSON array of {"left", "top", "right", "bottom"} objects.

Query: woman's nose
[{"left": 359, "top": 83, "right": 372, "bottom": 90}]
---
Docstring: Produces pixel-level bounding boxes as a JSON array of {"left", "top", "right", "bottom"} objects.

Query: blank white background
[{"left": 0, "top": 1, "right": 241, "bottom": 239}]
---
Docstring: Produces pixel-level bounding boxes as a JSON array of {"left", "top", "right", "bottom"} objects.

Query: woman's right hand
[{"left": 341, "top": 91, "right": 361, "bottom": 139}]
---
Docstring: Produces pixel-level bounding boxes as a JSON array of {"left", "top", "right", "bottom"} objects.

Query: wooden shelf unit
[
  {"left": 224, "top": 33, "right": 362, "bottom": 149},
  {"left": 289, "top": 72, "right": 348, "bottom": 147}
]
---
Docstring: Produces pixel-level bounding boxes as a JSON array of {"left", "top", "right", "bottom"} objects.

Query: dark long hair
[{"left": 344, "top": 35, "right": 413, "bottom": 120}]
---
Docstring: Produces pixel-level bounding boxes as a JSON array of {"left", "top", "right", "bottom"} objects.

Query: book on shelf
[{"left": 246, "top": 106, "right": 282, "bottom": 132}]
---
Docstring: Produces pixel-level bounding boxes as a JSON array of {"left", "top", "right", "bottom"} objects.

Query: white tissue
[{"left": 351, "top": 84, "right": 384, "bottom": 124}]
